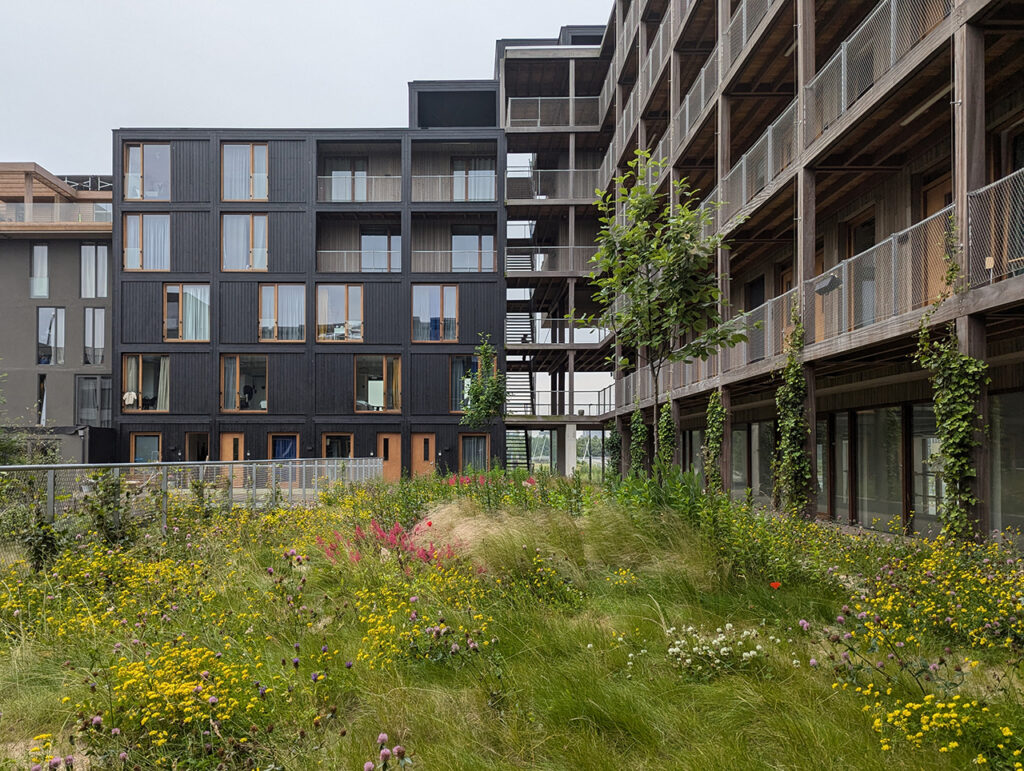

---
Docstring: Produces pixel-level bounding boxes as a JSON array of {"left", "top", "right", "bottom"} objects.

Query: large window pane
[
  {"left": 323, "top": 434, "right": 352, "bottom": 458},
  {"left": 355, "top": 355, "right": 400, "bottom": 412},
  {"left": 730, "top": 425, "right": 749, "bottom": 496},
  {"left": 221, "top": 355, "right": 267, "bottom": 411},
  {"left": 316, "top": 285, "right": 362, "bottom": 341},
  {"left": 81, "top": 244, "right": 108, "bottom": 298},
  {"left": 835, "top": 413, "right": 850, "bottom": 520},
  {"left": 223, "top": 214, "right": 251, "bottom": 270},
  {"left": 223, "top": 144, "right": 251, "bottom": 200},
  {"left": 84, "top": 308, "right": 105, "bottom": 365},
  {"left": 253, "top": 145, "right": 268, "bottom": 199},
  {"left": 911, "top": 404, "right": 942, "bottom": 536},
  {"left": 182, "top": 285, "right": 210, "bottom": 340},
  {"left": 360, "top": 231, "right": 400, "bottom": 272},
  {"left": 856, "top": 408, "right": 903, "bottom": 531},
  {"left": 76, "top": 375, "right": 112, "bottom": 427},
  {"left": 30, "top": 245, "right": 48, "bottom": 298},
  {"left": 125, "top": 145, "right": 142, "bottom": 199},
  {"left": 37, "top": 307, "right": 64, "bottom": 365},
  {"left": 122, "top": 355, "right": 170, "bottom": 411},
  {"left": 132, "top": 434, "right": 161, "bottom": 463},
  {"left": 815, "top": 419, "right": 829, "bottom": 517},
  {"left": 450, "top": 355, "right": 478, "bottom": 411},
  {"left": 277, "top": 285, "right": 305, "bottom": 340},
  {"left": 125, "top": 215, "right": 169, "bottom": 271},
  {"left": 460, "top": 435, "right": 489, "bottom": 471},
  {"left": 143, "top": 144, "right": 171, "bottom": 200},
  {"left": 750, "top": 421, "right": 773, "bottom": 506},
  {"left": 989, "top": 392, "right": 1024, "bottom": 534},
  {"left": 412, "top": 285, "right": 456, "bottom": 341}
]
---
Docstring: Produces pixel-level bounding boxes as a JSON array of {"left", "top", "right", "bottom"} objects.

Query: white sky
[{"left": 0, "top": 0, "right": 609, "bottom": 174}]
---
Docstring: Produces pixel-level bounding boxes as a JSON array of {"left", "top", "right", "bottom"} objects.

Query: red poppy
[
  {"left": 427, "top": 521, "right": 432, "bottom": 527},
  {"left": 769, "top": 581, "right": 781, "bottom": 590}
]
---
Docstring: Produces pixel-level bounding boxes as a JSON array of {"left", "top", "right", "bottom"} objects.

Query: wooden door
[
  {"left": 377, "top": 433, "right": 401, "bottom": 482},
  {"left": 411, "top": 433, "right": 436, "bottom": 477},
  {"left": 220, "top": 432, "right": 244, "bottom": 486},
  {"left": 922, "top": 173, "right": 953, "bottom": 305}
]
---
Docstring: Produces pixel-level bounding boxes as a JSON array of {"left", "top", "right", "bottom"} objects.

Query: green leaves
[
  {"left": 771, "top": 311, "right": 813, "bottom": 518},
  {"left": 703, "top": 391, "right": 725, "bottom": 492},
  {"left": 460, "top": 334, "right": 507, "bottom": 430}
]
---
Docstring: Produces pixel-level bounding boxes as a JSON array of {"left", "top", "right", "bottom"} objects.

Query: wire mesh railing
[
  {"left": 505, "top": 390, "right": 614, "bottom": 418},
  {"left": 411, "top": 174, "right": 497, "bottom": 202},
  {"left": 639, "top": 17, "right": 672, "bottom": 104},
  {"left": 505, "top": 168, "right": 601, "bottom": 201},
  {"left": 805, "top": 205, "right": 954, "bottom": 344},
  {"left": 805, "top": 0, "right": 951, "bottom": 144},
  {"left": 723, "top": 0, "right": 779, "bottom": 69},
  {"left": 671, "top": 47, "right": 719, "bottom": 156},
  {"left": 0, "top": 458, "right": 383, "bottom": 564},
  {"left": 967, "top": 167, "right": 1024, "bottom": 288},
  {"left": 721, "top": 289, "right": 797, "bottom": 371},
  {"left": 505, "top": 246, "right": 598, "bottom": 273},
  {"left": 506, "top": 97, "right": 601, "bottom": 129},
  {"left": 505, "top": 314, "right": 612, "bottom": 346}
]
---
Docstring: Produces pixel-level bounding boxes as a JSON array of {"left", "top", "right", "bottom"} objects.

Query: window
[
  {"left": 124, "top": 214, "right": 170, "bottom": 270},
  {"left": 450, "top": 355, "right": 479, "bottom": 412},
  {"left": 459, "top": 434, "right": 490, "bottom": 472},
  {"left": 452, "top": 157, "right": 496, "bottom": 201},
  {"left": 37, "top": 307, "right": 64, "bottom": 365},
  {"left": 322, "top": 433, "right": 353, "bottom": 458},
  {"left": 122, "top": 354, "right": 170, "bottom": 412},
  {"left": 222, "top": 214, "right": 268, "bottom": 271},
  {"left": 222, "top": 143, "right": 268, "bottom": 200},
  {"left": 76, "top": 375, "right": 112, "bottom": 427},
  {"left": 30, "top": 244, "right": 48, "bottom": 298},
  {"left": 221, "top": 355, "right": 267, "bottom": 412},
  {"left": 269, "top": 433, "right": 299, "bottom": 460},
  {"left": 360, "top": 229, "right": 401, "bottom": 272},
  {"left": 84, "top": 308, "right": 105, "bottom": 364},
  {"left": 355, "top": 355, "right": 401, "bottom": 412},
  {"left": 325, "top": 157, "right": 368, "bottom": 202},
  {"left": 412, "top": 285, "right": 457, "bottom": 341},
  {"left": 259, "top": 284, "right": 305, "bottom": 341},
  {"left": 124, "top": 143, "right": 170, "bottom": 200},
  {"left": 37, "top": 375, "right": 46, "bottom": 426},
  {"left": 451, "top": 226, "right": 495, "bottom": 272},
  {"left": 131, "top": 433, "right": 162, "bottom": 463},
  {"left": 185, "top": 432, "right": 209, "bottom": 461},
  {"left": 81, "top": 244, "right": 108, "bottom": 298},
  {"left": 163, "top": 284, "right": 210, "bottom": 341},
  {"left": 316, "top": 284, "right": 363, "bottom": 341}
]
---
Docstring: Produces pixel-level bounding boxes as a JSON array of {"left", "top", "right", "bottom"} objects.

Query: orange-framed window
[
  {"left": 222, "top": 143, "right": 268, "bottom": 201},
  {"left": 122, "top": 354, "right": 170, "bottom": 412},
  {"left": 130, "top": 432, "right": 162, "bottom": 463},
  {"left": 124, "top": 143, "right": 170, "bottom": 200},
  {"left": 412, "top": 284, "right": 457, "bottom": 341},
  {"left": 222, "top": 214, "right": 268, "bottom": 271},
  {"left": 163, "top": 284, "right": 210, "bottom": 341},
  {"left": 354, "top": 355, "right": 401, "bottom": 413},
  {"left": 124, "top": 214, "right": 170, "bottom": 271},
  {"left": 259, "top": 284, "right": 305, "bottom": 342},
  {"left": 316, "top": 284, "right": 363, "bottom": 341},
  {"left": 221, "top": 354, "right": 268, "bottom": 412}
]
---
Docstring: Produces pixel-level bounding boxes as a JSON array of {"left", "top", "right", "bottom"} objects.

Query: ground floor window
[
  {"left": 186, "top": 432, "right": 209, "bottom": 461},
  {"left": 221, "top": 355, "right": 267, "bottom": 412},
  {"left": 76, "top": 375, "right": 112, "bottom": 427},
  {"left": 269, "top": 433, "right": 299, "bottom": 460},
  {"left": 991, "top": 391, "right": 1024, "bottom": 533},
  {"left": 355, "top": 355, "right": 401, "bottom": 412},
  {"left": 322, "top": 433, "right": 353, "bottom": 458},
  {"left": 131, "top": 433, "right": 161, "bottom": 463},
  {"left": 460, "top": 434, "right": 489, "bottom": 472},
  {"left": 855, "top": 408, "right": 903, "bottom": 531}
]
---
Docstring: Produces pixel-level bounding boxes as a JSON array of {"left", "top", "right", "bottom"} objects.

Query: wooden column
[
  {"left": 954, "top": 23, "right": 985, "bottom": 277},
  {"left": 958, "top": 314, "right": 990, "bottom": 534}
]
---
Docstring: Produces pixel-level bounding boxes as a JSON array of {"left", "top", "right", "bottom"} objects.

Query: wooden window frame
[
  {"left": 321, "top": 432, "right": 354, "bottom": 458},
  {"left": 448, "top": 354, "right": 486, "bottom": 414},
  {"left": 123, "top": 214, "right": 171, "bottom": 272},
  {"left": 221, "top": 213, "right": 269, "bottom": 272},
  {"left": 162, "top": 283, "right": 211, "bottom": 342},
  {"left": 220, "top": 354, "right": 269, "bottom": 414},
  {"left": 315, "top": 283, "right": 363, "bottom": 342},
  {"left": 411, "top": 284, "right": 459, "bottom": 343},
  {"left": 221, "top": 143, "right": 269, "bottom": 202},
  {"left": 123, "top": 143, "right": 171, "bottom": 202},
  {"left": 121, "top": 354, "right": 170, "bottom": 414},
  {"left": 258, "top": 283, "right": 306, "bottom": 343},
  {"left": 450, "top": 226, "right": 495, "bottom": 273},
  {"left": 843, "top": 207, "right": 876, "bottom": 261},
  {"left": 329, "top": 157, "right": 370, "bottom": 201},
  {"left": 267, "top": 433, "right": 300, "bottom": 460},
  {"left": 359, "top": 228, "right": 401, "bottom": 273},
  {"left": 130, "top": 432, "right": 163, "bottom": 463},
  {"left": 451, "top": 156, "right": 495, "bottom": 202},
  {"left": 83, "top": 307, "right": 105, "bottom": 365},
  {"left": 458, "top": 433, "right": 491, "bottom": 472},
  {"left": 353, "top": 354, "right": 401, "bottom": 414}
]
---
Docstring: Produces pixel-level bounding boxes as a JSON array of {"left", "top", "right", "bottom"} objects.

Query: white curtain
[
  {"left": 253, "top": 145, "right": 268, "bottom": 199},
  {"left": 125, "top": 216, "right": 141, "bottom": 270},
  {"left": 183, "top": 285, "right": 209, "bottom": 340},
  {"left": 222, "top": 215, "right": 249, "bottom": 269},
  {"left": 278, "top": 285, "right": 304, "bottom": 340},
  {"left": 156, "top": 356, "right": 170, "bottom": 411},
  {"left": 349, "top": 285, "right": 362, "bottom": 339},
  {"left": 53, "top": 309, "right": 65, "bottom": 365},
  {"left": 96, "top": 245, "right": 108, "bottom": 297},
  {"left": 223, "top": 145, "right": 250, "bottom": 200},
  {"left": 81, "top": 245, "right": 96, "bottom": 298},
  {"left": 143, "top": 215, "right": 170, "bottom": 270},
  {"left": 223, "top": 357, "right": 237, "bottom": 410},
  {"left": 125, "top": 356, "right": 139, "bottom": 402},
  {"left": 253, "top": 215, "right": 268, "bottom": 269}
]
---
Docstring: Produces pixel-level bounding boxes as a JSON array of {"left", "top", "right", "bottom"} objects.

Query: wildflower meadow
[{"left": 0, "top": 467, "right": 1020, "bottom": 769}]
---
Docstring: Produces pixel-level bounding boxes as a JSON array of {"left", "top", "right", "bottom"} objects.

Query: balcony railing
[
  {"left": 616, "top": 0, "right": 641, "bottom": 73},
  {"left": 598, "top": 65, "right": 617, "bottom": 122},
  {"left": 506, "top": 97, "right": 600, "bottom": 129},
  {"left": 805, "top": 0, "right": 951, "bottom": 145},
  {"left": 410, "top": 250, "right": 496, "bottom": 273},
  {"left": 723, "top": 0, "right": 782, "bottom": 69},
  {"left": 505, "top": 390, "right": 614, "bottom": 418},
  {"left": 672, "top": 47, "right": 718, "bottom": 156},
  {"left": 506, "top": 246, "right": 597, "bottom": 273},
  {"left": 505, "top": 169, "right": 600, "bottom": 201},
  {"left": 316, "top": 176, "right": 401, "bottom": 203},
  {"left": 315, "top": 251, "right": 401, "bottom": 273},
  {"left": 600, "top": 139, "right": 618, "bottom": 188},
  {"left": 720, "top": 99, "right": 797, "bottom": 224},
  {"left": 616, "top": 87, "right": 640, "bottom": 148},
  {"left": 411, "top": 173, "right": 496, "bottom": 202},
  {"left": 967, "top": 167, "right": 1024, "bottom": 288},
  {"left": 721, "top": 289, "right": 797, "bottom": 372},
  {"left": 638, "top": 17, "right": 671, "bottom": 104},
  {"left": 505, "top": 315, "right": 612, "bottom": 346},
  {"left": 805, "top": 204, "right": 954, "bottom": 344},
  {"left": 0, "top": 202, "right": 113, "bottom": 225}
]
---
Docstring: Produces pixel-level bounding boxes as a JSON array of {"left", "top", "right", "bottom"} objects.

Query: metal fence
[
  {"left": 0, "top": 457, "right": 382, "bottom": 561},
  {"left": 721, "top": 289, "right": 797, "bottom": 371},
  {"left": 505, "top": 168, "right": 600, "bottom": 201},
  {"left": 506, "top": 97, "right": 600, "bottom": 129},
  {"left": 805, "top": 0, "right": 951, "bottom": 144},
  {"left": 315, "top": 176, "right": 401, "bottom": 203},
  {"left": 967, "top": 166, "right": 1024, "bottom": 288},
  {"left": 506, "top": 246, "right": 597, "bottom": 273},
  {"left": 723, "top": 0, "right": 779, "bottom": 69},
  {"left": 638, "top": 17, "right": 672, "bottom": 104},
  {"left": 505, "top": 389, "right": 614, "bottom": 418}
]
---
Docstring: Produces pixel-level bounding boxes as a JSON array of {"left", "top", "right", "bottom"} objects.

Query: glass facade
[
  {"left": 856, "top": 408, "right": 903, "bottom": 531},
  {"left": 990, "top": 392, "right": 1024, "bottom": 533}
]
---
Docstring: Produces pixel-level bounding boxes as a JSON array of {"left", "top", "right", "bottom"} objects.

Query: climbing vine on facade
[
  {"left": 771, "top": 309, "right": 813, "bottom": 518},
  {"left": 703, "top": 390, "right": 725, "bottom": 492},
  {"left": 629, "top": 407, "right": 649, "bottom": 478},
  {"left": 604, "top": 422, "right": 622, "bottom": 479},
  {"left": 914, "top": 224, "right": 989, "bottom": 537},
  {"left": 459, "top": 334, "right": 506, "bottom": 430}
]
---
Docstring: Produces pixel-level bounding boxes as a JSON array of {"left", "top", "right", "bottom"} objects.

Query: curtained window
[
  {"left": 84, "top": 308, "right": 105, "bottom": 364},
  {"left": 222, "top": 214, "right": 268, "bottom": 270},
  {"left": 80, "top": 244, "right": 108, "bottom": 298},
  {"left": 355, "top": 355, "right": 401, "bottom": 412},
  {"left": 452, "top": 157, "right": 496, "bottom": 202},
  {"left": 124, "top": 214, "right": 169, "bottom": 270},
  {"left": 326, "top": 157, "right": 368, "bottom": 202},
  {"left": 359, "top": 230, "right": 401, "bottom": 272},
  {"left": 36, "top": 307, "right": 64, "bottom": 365},
  {"left": 316, "top": 284, "right": 362, "bottom": 341},
  {"left": 124, "top": 143, "right": 170, "bottom": 200},
  {"left": 30, "top": 244, "right": 48, "bottom": 298},
  {"left": 259, "top": 284, "right": 305, "bottom": 341},
  {"left": 460, "top": 435, "right": 489, "bottom": 471},
  {"left": 223, "top": 143, "right": 268, "bottom": 201},
  {"left": 412, "top": 285, "right": 457, "bottom": 341},
  {"left": 164, "top": 284, "right": 209, "bottom": 341},
  {"left": 221, "top": 355, "right": 267, "bottom": 412},
  {"left": 122, "top": 354, "right": 169, "bottom": 411},
  {"left": 76, "top": 375, "right": 112, "bottom": 427},
  {"left": 450, "top": 355, "right": 478, "bottom": 412}
]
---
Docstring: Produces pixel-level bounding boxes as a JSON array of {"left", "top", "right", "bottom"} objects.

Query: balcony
[
  {"left": 505, "top": 390, "right": 615, "bottom": 418},
  {"left": 411, "top": 173, "right": 496, "bottom": 202},
  {"left": 506, "top": 168, "right": 601, "bottom": 202},
  {"left": 723, "top": 0, "right": 783, "bottom": 71},
  {"left": 315, "top": 250, "right": 401, "bottom": 273},
  {"left": 672, "top": 47, "right": 719, "bottom": 156},
  {"left": 506, "top": 97, "right": 600, "bottom": 129},
  {"left": 805, "top": 0, "right": 952, "bottom": 146},
  {"left": 968, "top": 168, "right": 1024, "bottom": 288},
  {"left": 720, "top": 289, "right": 797, "bottom": 372},
  {"left": 505, "top": 314, "right": 612, "bottom": 346},
  {"left": 316, "top": 176, "right": 401, "bottom": 203},
  {"left": 616, "top": 0, "right": 641, "bottom": 74},
  {"left": 0, "top": 202, "right": 113, "bottom": 233},
  {"left": 638, "top": 16, "right": 671, "bottom": 106},
  {"left": 719, "top": 99, "right": 797, "bottom": 225},
  {"left": 505, "top": 246, "right": 597, "bottom": 274},
  {"left": 410, "top": 250, "right": 496, "bottom": 273},
  {"left": 805, "top": 205, "right": 953, "bottom": 345},
  {"left": 616, "top": 87, "right": 640, "bottom": 149}
]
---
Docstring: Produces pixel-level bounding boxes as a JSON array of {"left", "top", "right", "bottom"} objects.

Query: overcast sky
[{"left": 0, "top": 0, "right": 608, "bottom": 175}]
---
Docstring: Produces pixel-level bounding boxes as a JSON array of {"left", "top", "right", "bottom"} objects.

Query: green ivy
[
  {"left": 914, "top": 227, "right": 989, "bottom": 537},
  {"left": 703, "top": 390, "right": 725, "bottom": 492},
  {"left": 629, "top": 407, "right": 649, "bottom": 478},
  {"left": 656, "top": 402, "right": 675, "bottom": 475},
  {"left": 771, "top": 309, "right": 813, "bottom": 518},
  {"left": 604, "top": 422, "right": 622, "bottom": 479},
  {"left": 460, "top": 334, "right": 507, "bottom": 430}
]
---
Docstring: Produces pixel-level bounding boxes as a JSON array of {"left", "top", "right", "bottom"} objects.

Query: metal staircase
[{"left": 504, "top": 429, "right": 530, "bottom": 469}]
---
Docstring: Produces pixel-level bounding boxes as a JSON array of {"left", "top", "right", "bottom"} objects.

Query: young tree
[
  {"left": 459, "top": 334, "right": 507, "bottom": 430},
  {"left": 591, "top": 151, "right": 745, "bottom": 463}
]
